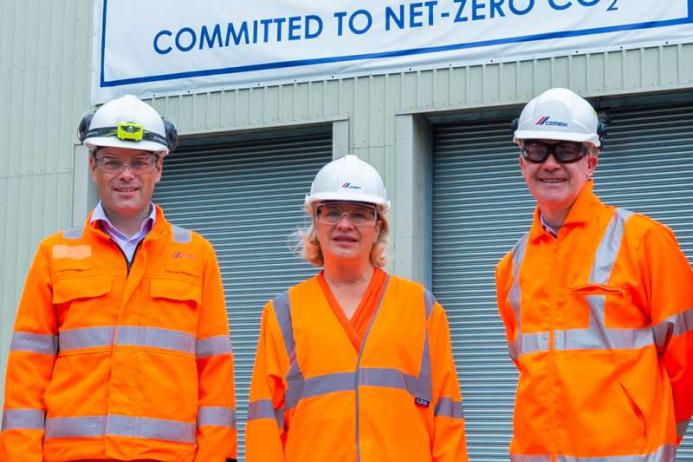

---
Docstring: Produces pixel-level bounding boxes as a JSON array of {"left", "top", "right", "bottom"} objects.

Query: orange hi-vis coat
[
  {"left": 245, "top": 273, "right": 468, "bottom": 462},
  {"left": 496, "top": 183, "right": 693, "bottom": 462},
  {"left": 1, "top": 206, "right": 237, "bottom": 462}
]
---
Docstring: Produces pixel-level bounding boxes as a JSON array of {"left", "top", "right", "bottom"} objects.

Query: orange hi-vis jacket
[
  {"left": 245, "top": 273, "right": 468, "bottom": 461},
  {"left": 1, "top": 206, "right": 237, "bottom": 462},
  {"left": 496, "top": 183, "right": 693, "bottom": 462}
]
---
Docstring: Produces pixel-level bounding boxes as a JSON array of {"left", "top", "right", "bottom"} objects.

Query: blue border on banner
[{"left": 99, "top": 0, "right": 693, "bottom": 88}]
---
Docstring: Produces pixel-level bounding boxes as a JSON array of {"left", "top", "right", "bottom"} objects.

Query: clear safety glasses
[
  {"left": 521, "top": 140, "right": 589, "bottom": 164},
  {"left": 316, "top": 202, "right": 378, "bottom": 227},
  {"left": 94, "top": 154, "right": 159, "bottom": 175}
]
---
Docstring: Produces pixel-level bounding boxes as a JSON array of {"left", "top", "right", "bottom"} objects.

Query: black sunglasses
[{"left": 521, "top": 140, "right": 589, "bottom": 164}]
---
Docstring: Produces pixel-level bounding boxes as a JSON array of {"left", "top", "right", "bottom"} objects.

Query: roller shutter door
[
  {"left": 153, "top": 129, "right": 332, "bottom": 461},
  {"left": 432, "top": 103, "right": 693, "bottom": 461}
]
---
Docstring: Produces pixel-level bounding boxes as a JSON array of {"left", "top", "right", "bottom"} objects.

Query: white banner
[{"left": 92, "top": 0, "right": 693, "bottom": 104}]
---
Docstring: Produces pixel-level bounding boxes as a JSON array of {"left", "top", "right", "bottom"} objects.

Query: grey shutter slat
[
  {"left": 433, "top": 103, "right": 693, "bottom": 461},
  {"left": 154, "top": 130, "right": 332, "bottom": 461}
]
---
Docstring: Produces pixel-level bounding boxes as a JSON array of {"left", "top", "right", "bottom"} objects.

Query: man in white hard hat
[
  {"left": 495, "top": 88, "right": 692, "bottom": 461},
  {"left": 1, "top": 95, "right": 237, "bottom": 461}
]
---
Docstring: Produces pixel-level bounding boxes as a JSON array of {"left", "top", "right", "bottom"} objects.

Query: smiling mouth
[
  {"left": 114, "top": 187, "right": 139, "bottom": 193},
  {"left": 333, "top": 236, "right": 357, "bottom": 243},
  {"left": 539, "top": 178, "right": 566, "bottom": 183}
]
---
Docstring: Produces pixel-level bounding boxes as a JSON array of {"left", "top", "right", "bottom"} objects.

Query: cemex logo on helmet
[
  {"left": 535, "top": 116, "right": 568, "bottom": 127},
  {"left": 341, "top": 182, "right": 362, "bottom": 190}
]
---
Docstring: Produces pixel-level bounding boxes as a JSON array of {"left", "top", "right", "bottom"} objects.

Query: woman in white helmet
[{"left": 246, "top": 155, "right": 468, "bottom": 462}]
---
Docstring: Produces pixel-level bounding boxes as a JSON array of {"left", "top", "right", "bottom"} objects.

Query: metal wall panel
[
  {"left": 432, "top": 102, "right": 693, "bottom": 461},
  {"left": 152, "top": 129, "right": 332, "bottom": 461},
  {"left": 0, "top": 0, "right": 92, "bottom": 406}
]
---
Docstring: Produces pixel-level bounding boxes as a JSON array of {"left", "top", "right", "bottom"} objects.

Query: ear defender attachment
[
  {"left": 78, "top": 109, "right": 97, "bottom": 143},
  {"left": 163, "top": 117, "right": 179, "bottom": 153},
  {"left": 597, "top": 116, "right": 609, "bottom": 146},
  {"left": 511, "top": 118, "right": 519, "bottom": 134}
]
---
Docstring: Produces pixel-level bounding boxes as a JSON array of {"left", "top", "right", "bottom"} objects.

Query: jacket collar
[
  {"left": 85, "top": 204, "right": 172, "bottom": 242},
  {"left": 528, "top": 181, "right": 602, "bottom": 242}
]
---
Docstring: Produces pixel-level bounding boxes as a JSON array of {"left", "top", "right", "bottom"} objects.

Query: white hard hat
[
  {"left": 306, "top": 155, "right": 390, "bottom": 212},
  {"left": 514, "top": 88, "right": 602, "bottom": 147},
  {"left": 78, "top": 95, "right": 177, "bottom": 156}
]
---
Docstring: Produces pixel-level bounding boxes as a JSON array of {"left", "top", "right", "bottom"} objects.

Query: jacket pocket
[
  {"left": 53, "top": 276, "right": 111, "bottom": 304},
  {"left": 150, "top": 278, "right": 201, "bottom": 306},
  {"left": 571, "top": 283, "right": 625, "bottom": 296},
  {"left": 619, "top": 380, "right": 648, "bottom": 440}
]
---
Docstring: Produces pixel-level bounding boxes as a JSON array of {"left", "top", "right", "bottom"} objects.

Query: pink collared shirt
[{"left": 90, "top": 202, "right": 156, "bottom": 262}]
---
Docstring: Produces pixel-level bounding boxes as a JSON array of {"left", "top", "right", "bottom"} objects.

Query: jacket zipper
[{"left": 113, "top": 238, "right": 145, "bottom": 277}]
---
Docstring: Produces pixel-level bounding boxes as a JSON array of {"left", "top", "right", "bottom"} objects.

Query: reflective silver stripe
[
  {"left": 556, "top": 443, "right": 676, "bottom": 462},
  {"left": 510, "top": 445, "right": 676, "bottom": 462},
  {"left": 108, "top": 415, "right": 195, "bottom": 443},
  {"left": 198, "top": 406, "right": 235, "bottom": 428},
  {"left": 272, "top": 291, "right": 306, "bottom": 412},
  {"left": 45, "top": 416, "right": 105, "bottom": 438},
  {"left": 196, "top": 335, "right": 233, "bottom": 358},
  {"left": 359, "top": 367, "right": 410, "bottom": 391},
  {"left": 273, "top": 291, "right": 296, "bottom": 360},
  {"left": 358, "top": 367, "right": 431, "bottom": 401},
  {"left": 1, "top": 409, "right": 45, "bottom": 430},
  {"left": 45, "top": 415, "right": 195, "bottom": 443},
  {"left": 653, "top": 309, "right": 693, "bottom": 353},
  {"left": 284, "top": 361, "right": 306, "bottom": 411},
  {"left": 677, "top": 418, "right": 690, "bottom": 439},
  {"left": 582, "top": 209, "right": 632, "bottom": 340},
  {"left": 302, "top": 372, "right": 354, "bottom": 399},
  {"left": 59, "top": 326, "right": 196, "bottom": 354},
  {"left": 118, "top": 326, "right": 195, "bottom": 353},
  {"left": 247, "top": 399, "right": 284, "bottom": 428},
  {"left": 60, "top": 326, "right": 114, "bottom": 350},
  {"left": 414, "top": 329, "right": 433, "bottom": 401},
  {"left": 554, "top": 326, "right": 654, "bottom": 351},
  {"left": 63, "top": 226, "right": 84, "bottom": 239},
  {"left": 518, "top": 331, "right": 550, "bottom": 356},
  {"left": 434, "top": 397, "right": 464, "bottom": 420},
  {"left": 247, "top": 400, "right": 276, "bottom": 421},
  {"left": 508, "top": 233, "right": 528, "bottom": 361},
  {"left": 10, "top": 332, "right": 58, "bottom": 355},
  {"left": 589, "top": 209, "right": 632, "bottom": 284},
  {"left": 511, "top": 456, "right": 550, "bottom": 462},
  {"left": 172, "top": 225, "right": 192, "bottom": 243},
  {"left": 424, "top": 289, "right": 435, "bottom": 320}
]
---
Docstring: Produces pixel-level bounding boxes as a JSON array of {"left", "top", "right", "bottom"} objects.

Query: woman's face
[{"left": 314, "top": 201, "right": 381, "bottom": 265}]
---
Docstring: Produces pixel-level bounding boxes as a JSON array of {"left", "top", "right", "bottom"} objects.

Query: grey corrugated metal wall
[
  {"left": 152, "top": 129, "right": 333, "bottom": 461},
  {"left": 0, "top": 0, "right": 93, "bottom": 407},
  {"left": 432, "top": 102, "right": 693, "bottom": 460}
]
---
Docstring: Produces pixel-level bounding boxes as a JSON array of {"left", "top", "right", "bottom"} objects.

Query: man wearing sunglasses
[
  {"left": 1, "top": 95, "right": 237, "bottom": 461},
  {"left": 495, "top": 88, "right": 692, "bottom": 461}
]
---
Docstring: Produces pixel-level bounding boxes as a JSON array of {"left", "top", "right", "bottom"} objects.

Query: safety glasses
[
  {"left": 94, "top": 154, "right": 159, "bottom": 175},
  {"left": 316, "top": 202, "right": 377, "bottom": 227},
  {"left": 521, "top": 140, "right": 589, "bottom": 164}
]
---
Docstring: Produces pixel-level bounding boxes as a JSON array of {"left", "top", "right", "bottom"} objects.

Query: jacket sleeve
[
  {"left": 495, "top": 252, "right": 520, "bottom": 367},
  {"left": 640, "top": 224, "right": 693, "bottom": 443},
  {"left": 428, "top": 300, "right": 469, "bottom": 462},
  {"left": 194, "top": 242, "right": 237, "bottom": 462},
  {"left": 245, "top": 301, "right": 289, "bottom": 462},
  {"left": 0, "top": 243, "right": 56, "bottom": 461}
]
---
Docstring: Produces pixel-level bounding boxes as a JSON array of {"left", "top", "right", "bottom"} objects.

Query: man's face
[
  {"left": 90, "top": 146, "right": 163, "bottom": 220},
  {"left": 519, "top": 139, "right": 598, "bottom": 215}
]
